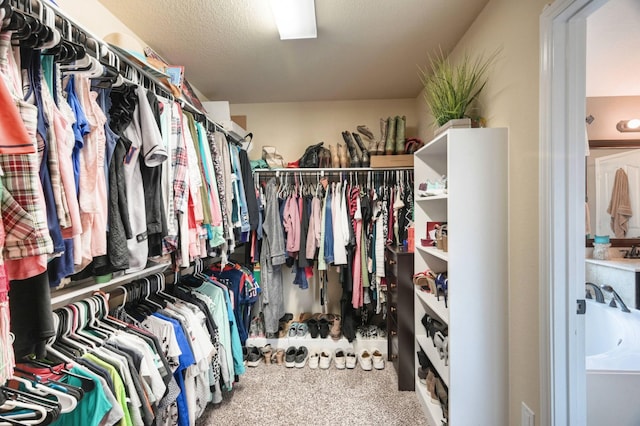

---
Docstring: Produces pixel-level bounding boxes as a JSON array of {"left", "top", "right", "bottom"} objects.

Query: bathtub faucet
[
  {"left": 600, "top": 284, "right": 631, "bottom": 313},
  {"left": 585, "top": 282, "right": 605, "bottom": 303}
]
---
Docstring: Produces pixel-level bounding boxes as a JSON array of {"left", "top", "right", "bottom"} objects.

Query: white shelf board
[
  {"left": 50, "top": 262, "right": 171, "bottom": 309},
  {"left": 415, "top": 287, "right": 449, "bottom": 324},
  {"left": 416, "top": 334, "right": 449, "bottom": 387},
  {"left": 415, "top": 371, "right": 446, "bottom": 426},
  {"left": 245, "top": 336, "right": 387, "bottom": 354},
  {"left": 416, "top": 245, "right": 449, "bottom": 262},
  {"left": 415, "top": 194, "right": 448, "bottom": 202},
  {"left": 415, "top": 132, "right": 448, "bottom": 157}
]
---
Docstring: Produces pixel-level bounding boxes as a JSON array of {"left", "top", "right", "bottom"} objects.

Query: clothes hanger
[
  {"left": 1, "top": 383, "right": 62, "bottom": 422},
  {"left": 0, "top": 399, "right": 48, "bottom": 425},
  {"left": 7, "top": 376, "right": 77, "bottom": 414}
]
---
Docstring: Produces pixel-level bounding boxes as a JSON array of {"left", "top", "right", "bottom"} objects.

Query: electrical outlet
[{"left": 521, "top": 402, "right": 535, "bottom": 426}]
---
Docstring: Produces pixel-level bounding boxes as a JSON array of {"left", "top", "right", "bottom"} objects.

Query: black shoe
[
  {"left": 341, "top": 131, "right": 361, "bottom": 167},
  {"left": 352, "top": 133, "right": 370, "bottom": 167},
  {"left": 307, "top": 318, "right": 320, "bottom": 338}
]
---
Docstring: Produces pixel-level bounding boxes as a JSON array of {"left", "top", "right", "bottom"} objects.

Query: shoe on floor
[
  {"left": 246, "top": 346, "right": 262, "bottom": 367},
  {"left": 334, "top": 349, "right": 346, "bottom": 370},
  {"left": 295, "top": 346, "right": 309, "bottom": 368},
  {"left": 285, "top": 346, "right": 297, "bottom": 368},
  {"left": 345, "top": 351, "right": 357, "bottom": 369},
  {"left": 308, "top": 350, "right": 320, "bottom": 369},
  {"left": 242, "top": 347, "right": 249, "bottom": 366},
  {"left": 319, "top": 350, "right": 332, "bottom": 369},
  {"left": 359, "top": 349, "right": 372, "bottom": 371},
  {"left": 261, "top": 344, "right": 273, "bottom": 365},
  {"left": 372, "top": 349, "right": 385, "bottom": 370},
  {"left": 275, "top": 348, "right": 285, "bottom": 365}
]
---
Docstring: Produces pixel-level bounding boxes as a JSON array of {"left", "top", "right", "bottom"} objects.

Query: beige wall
[
  {"left": 431, "top": 0, "right": 549, "bottom": 423},
  {"left": 231, "top": 99, "right": 419, "bottom": 162}
]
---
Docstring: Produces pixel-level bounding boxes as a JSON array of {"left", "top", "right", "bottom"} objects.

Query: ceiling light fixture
[
  {"left": 617, "top": 119, "right": 640, "bottom": 132},
  {"left": 269, "top": 0, "right": 317, "bottom": 40}
]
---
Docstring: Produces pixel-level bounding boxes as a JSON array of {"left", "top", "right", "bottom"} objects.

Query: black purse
[{"left": 299, "top": 142, "right": 325, "bottom": 168}]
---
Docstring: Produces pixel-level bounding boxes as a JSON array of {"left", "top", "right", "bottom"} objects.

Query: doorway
[{"left": 540, "top": 0, "right": 607, "bottom": 425}]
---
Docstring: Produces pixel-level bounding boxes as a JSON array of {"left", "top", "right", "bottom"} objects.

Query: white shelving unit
[{"left": 413, "top": 128, "right": 508, "bottom": 425}]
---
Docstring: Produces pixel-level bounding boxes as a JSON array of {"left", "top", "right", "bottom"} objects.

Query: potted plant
[{"left": 418, "top": 48, "right": 499, "bottom": 133}]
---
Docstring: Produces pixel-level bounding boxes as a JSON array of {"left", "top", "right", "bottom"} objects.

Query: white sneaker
[
  {"left": 372, "top": 349, "right": 385, "bottom": 370},
  {"left": 308, "top": 350, "right": 320, "bottom": 369},
  {"left": 334, "top": 349, "right": 346, "bottom": 370},
  {"left": 345, "top": 351, "right": 357, "bottom": 369},
  {"left": 359, "top": 349, "right": 372, "bottom": 371},
  {"left": 319, "top": 350, "right": 332, "bottom": 369}
]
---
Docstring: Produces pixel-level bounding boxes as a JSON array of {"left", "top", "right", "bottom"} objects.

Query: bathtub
[{"left": 586, "top": 299, "right": 640, "bottom": 425}]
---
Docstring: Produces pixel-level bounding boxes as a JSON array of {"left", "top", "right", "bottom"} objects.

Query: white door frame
[{"left": 539, "top": 0, "right": 607, "bottom": 424}]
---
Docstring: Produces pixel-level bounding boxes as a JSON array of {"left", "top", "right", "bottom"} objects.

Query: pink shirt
[{"left": 283, "top": 195, "right": 300, "bottom": 254}]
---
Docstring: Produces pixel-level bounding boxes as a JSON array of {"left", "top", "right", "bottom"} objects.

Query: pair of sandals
[{"left": 413, "top": 270, "right": 437, "bottom": 294}]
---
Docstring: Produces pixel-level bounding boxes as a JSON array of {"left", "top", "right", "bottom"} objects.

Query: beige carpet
[{"left": 196, "top": 361, "right": 429, "bottom": 426}]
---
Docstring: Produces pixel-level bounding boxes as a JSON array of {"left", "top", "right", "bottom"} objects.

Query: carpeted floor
[{"left": 195, "top": 361, "right": 428, "bottom": 426}]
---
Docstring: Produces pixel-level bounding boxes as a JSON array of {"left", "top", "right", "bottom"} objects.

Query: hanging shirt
[{"left": 122, "top": 87, "right": 168, "bottom": 273}]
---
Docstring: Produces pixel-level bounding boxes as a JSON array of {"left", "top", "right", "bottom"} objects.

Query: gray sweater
[{"left": 260, "top": 178, "right": 286, "bottom": 333}]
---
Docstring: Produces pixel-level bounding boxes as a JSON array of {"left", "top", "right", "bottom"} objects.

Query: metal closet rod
[
  {"left": 19, "top": 0, "right": 232, "bottom": 141},
  {"left": 253, "top": 167, "right": 413, "bottom": 175}
]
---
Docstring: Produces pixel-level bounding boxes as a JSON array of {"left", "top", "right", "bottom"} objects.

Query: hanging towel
[{"left": 607, "top": 168, "right": 633, "bottom": 238}]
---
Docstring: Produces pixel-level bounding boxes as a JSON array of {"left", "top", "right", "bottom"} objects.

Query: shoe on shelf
[
  {"left": 295, "top": 346, "right": 309, "bottom": 368},
  {"left": 246, "top": 346, "right": 262, "bottom": 367},
  {"left": 261, "top": 344, "right": 273, "bottom": 365},
  {"left": 372, "top": 349, "right": 385, "bottom": 370},
  {"left": 334, "top": 349, "right": 346, "bottom": 370},
  {"left": 285, "top": 346, "right": 297, "bottom": 368},
  {"left": 358, "top": 349, "right": 373, "bottom": 371},
  {"left": 319, "top": 350, "right": 332, "bottom": 369},
  {"left": 307, "top": 314, "right": 321, "bottom": 338},
  {"left": 418, "top": 367, "right": 428, "bottom": 384},
  {"left": 318, "top": 315, "right": 331, "bottom": 339},
  {"left": 427, "top": 369, "right": 438, "bottom": 403},
  {"left": 308, "top": 350, "right": 320, "bottom": 369},
  {"left": 296, "top": 322, "right": 309, "bottom": 338},
  {"left": 288, "top": 322, "right": 299, "bottom": 338},
  {"left": 329, "top": 314, "right": 342, "bottom": 340},
  {"left": 345, "top": 351, "right": 357, "bottom": 369},
  {"left": 357, "top": 124, "right": 375, "bottom": 141}
]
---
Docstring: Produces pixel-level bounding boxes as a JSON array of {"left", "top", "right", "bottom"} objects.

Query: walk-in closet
[{"left": 0, "top": 0, "right": 566, "bottom": 425}]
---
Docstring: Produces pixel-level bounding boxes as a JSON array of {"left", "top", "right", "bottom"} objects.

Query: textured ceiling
[
  {"left": 587, "top": 0, "right": 640, "bottom": 97},
  {"left": 97, "top": 0, "right": 489, "bottom": 103}
]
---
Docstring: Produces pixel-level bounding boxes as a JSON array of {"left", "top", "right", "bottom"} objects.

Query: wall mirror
[{"left": 586, "top": 139, "right": 640, "bottom": 248}]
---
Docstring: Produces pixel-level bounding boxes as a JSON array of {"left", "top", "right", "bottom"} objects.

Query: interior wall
[
  {"left": 587, "top": 96, "right": 640, "bottom": 140},
  {"left": 231, "top": 99, "right": 418, "bottom": 162},
  {"left": 420, "top": 0, "right": 549, "bottom": 423}
]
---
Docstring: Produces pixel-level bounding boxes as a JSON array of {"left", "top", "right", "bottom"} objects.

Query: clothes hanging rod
[
  {"left": 23, "top": 0, "right": 232, "bottom": 140},
  {"left": 253, "top": 167, "right": 413, "bottom": 174}
]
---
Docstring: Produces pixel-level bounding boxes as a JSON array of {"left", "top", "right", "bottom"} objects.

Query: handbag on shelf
[
  {"left": 262, "top": 146, "right": 285, "bottom": 169},
  {"left": 435, "top": 224, "right": 448, "bottom": 252}
]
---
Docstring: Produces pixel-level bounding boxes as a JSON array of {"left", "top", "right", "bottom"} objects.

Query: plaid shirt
[
  {"left": 0, "top": 95, "right": 54, "bottom": 260},
  {"left": 162, "top": 102, "right": 187, "bottom": 255}
]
